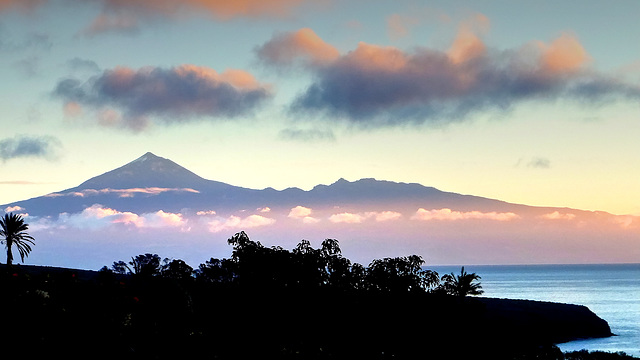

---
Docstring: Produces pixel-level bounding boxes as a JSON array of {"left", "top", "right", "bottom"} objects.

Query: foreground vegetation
[
  {"left": 1, "top": 231, "right": 630, "bottom": 359},
  {"left": 104, "top": 231, "right": 481, "bottom": 297}
]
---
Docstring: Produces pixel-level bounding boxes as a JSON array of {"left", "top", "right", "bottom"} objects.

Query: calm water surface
[{"left": 431, "top": 264, "right": 640, "bottom": 357}]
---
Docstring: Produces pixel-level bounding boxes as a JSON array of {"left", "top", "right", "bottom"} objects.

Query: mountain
[
  {"left": 2, "top": 152, "right": 637, "bottom": 269},
  {"left": 7, "top": 152, "right": 547, "bottom": 218},
  {"left": 76, "top": 152, "right": 213, "bottom": 190}
]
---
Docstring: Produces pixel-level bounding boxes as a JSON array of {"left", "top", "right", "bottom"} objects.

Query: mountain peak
[
  {"left": 76, "top": 152, "right": 207, "bottom": 190},
  {"left": 131, "top": 152, "right": 159, "bottom": 164}
]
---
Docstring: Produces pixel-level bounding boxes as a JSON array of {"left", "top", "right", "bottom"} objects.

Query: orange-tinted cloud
[
  {"left": 537, "top": 33, "right": 589, "bottom": 74},
  {"left": 0, "top": 0, "right": 45, "bottom": 12},
  {"left": 447, "top": 14, "right": 489, "bottom": 64},
  {"left": 82, "top": 0, "right": 322, "bottom": 35},
  {"left": 256, "top": 28, "right": 340, "bottom": 67},
  {"left": 387, "top": 13, "right": 420, "bottom": 40},
  {"left": 82, "top": 13, "right": 140, "bottom": 37},
  {"left": 540, "top": 211, "right": 576, "bottom": 220},
  {"left": 53, "top": 64, "right": 273, "bottom": 131},
  {"left": 99, "top": 0, "right": 312, "bottom": 20},
  {"left": 63, "top": 102, "right": 83, "bottom": 118},
  {"left": 281, "top": 26, "right": 640, "bottom": 126}
]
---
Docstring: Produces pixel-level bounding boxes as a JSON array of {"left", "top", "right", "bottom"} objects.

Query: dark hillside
[{"left": 1, "top": 263, "right": 614, "bottom": 359}]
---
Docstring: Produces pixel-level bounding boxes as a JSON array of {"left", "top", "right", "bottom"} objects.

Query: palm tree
[
  {"left": 441, "top": 266, "right": 483, "bottom": 298},
  {"left": 0, "top": 213, "right": 35, "bottom": 266}
]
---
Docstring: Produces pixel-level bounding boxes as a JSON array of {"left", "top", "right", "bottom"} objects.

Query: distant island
[
  {"left": 4, "top": 152, "right": 638, "bottom": 270},
  {"left": 2, "top": 231, "right": 629, "bottom": 360}
]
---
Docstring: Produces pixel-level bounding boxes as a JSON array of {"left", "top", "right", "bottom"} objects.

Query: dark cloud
[
  {"left": 0, "top": 135, "right": 62, "bottom": 161},
  {"left": 257, "top": 29, "right": 640, "bottom": 128},
  {"left": 53, "top": 65, "right": 273, "bottom": 131}
]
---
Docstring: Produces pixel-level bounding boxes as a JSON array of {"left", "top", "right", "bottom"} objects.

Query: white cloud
[
  {"left": 49, "top": 204, "right": 186, "bottom": 230},
  {"left": 329, "top": 212, "right": 367, "bottom": 224},
  {"left": 140, "top": 210, "right": 185, "bottom": 228},
  {"left": 196, "top": 210, "right": 217, "bottom": 216},
  {"left": 540, "top": 211, "right": 576, "bottom": 220},
  {"left": 329, "top": 210, "right": 403, "bottom": 224},
  {"left": 411, "top": 208, "right": 520, "bottom": 221},
  {"left": 288, "top": 205, "right": 312, "bottom": 218},
  {"left": 4, "top": 205, "right": 25, "bottom": 213},
  {"left": 207, "top": 214, "right": 276, "bottom": 233},
  {"left": 367, "top": 211, "right": 402, "bottom": 222},
  {"left": 612, "top": 215, "right": 639, "bottom": 229},
  {"left": 288, "top": 205, "right": 320, "bottom": 224}
]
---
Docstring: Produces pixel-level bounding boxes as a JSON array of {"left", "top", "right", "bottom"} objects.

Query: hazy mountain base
[{"left": 1, "top": 264, "right": 624, "bottom": 360}]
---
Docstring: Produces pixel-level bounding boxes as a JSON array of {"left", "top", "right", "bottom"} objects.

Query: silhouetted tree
[
  {"left": 365, "top": 255, "right": 438, "bottom": 293},
  {"left": 112, "top": 253, "right": 162, "bottom": 277},
  {"left": 0, "top": 213, "right": 35, "bottom": 265},
  {"left": 196, "top": 258, "right": 236, "bottom": 284},
  {"left": 440, "top": 266, "right": 483, "bottom": 298},
  {"left": 161, "top": 259, "right": 194, "bottom": 280}
]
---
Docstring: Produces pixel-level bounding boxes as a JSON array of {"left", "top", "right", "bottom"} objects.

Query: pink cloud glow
[
  {"left": 46, "top": 187, "right": 200, "bottom": 198},
  {"left": 256, "top": 28, "right": 340, "bottom": 67},
  {"left": 412, "top": 208, "right": 520, "bottom": 221},
  {"left": 540, "top": 211, "right": 577, "bottom": 220}
]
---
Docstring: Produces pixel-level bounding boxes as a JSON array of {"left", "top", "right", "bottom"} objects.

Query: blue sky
[{"left": 1, "top": 0, "right": 640, "bottom": 216}]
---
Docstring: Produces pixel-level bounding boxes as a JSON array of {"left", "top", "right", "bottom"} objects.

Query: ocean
[{"left": 431, "top": 263, "right": 640, "bottom": 357}]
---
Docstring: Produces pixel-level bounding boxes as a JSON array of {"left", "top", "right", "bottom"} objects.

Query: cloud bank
[
  {"left": 53, "top": 65, "right": 272, "bottom": 131},
  {"left": 46, "top": 187, "right": 200, "bottom": 198},
  {"left": 55, "top": 204, "right": 186, "bottom": 230},
  {"left": 256, "top": 23, "right": 640, "bottom": 128}
]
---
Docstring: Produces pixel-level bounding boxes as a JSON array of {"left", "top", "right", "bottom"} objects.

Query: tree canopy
[{"left": 106, "top": 231, "right": 482, "bottom": 297}]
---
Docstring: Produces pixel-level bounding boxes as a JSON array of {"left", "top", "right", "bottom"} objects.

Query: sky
[{"left": 1, "top": 0, "right": 640, "bottom": 217}]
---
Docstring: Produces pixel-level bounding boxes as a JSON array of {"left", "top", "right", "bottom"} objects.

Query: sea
[{"left": 431, "top": 263, "right": 640, "bottom": 357}]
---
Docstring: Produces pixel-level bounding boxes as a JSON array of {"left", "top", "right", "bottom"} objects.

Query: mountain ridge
[{"left": 2, "top": 152, "right": 603, "bottom": 218}]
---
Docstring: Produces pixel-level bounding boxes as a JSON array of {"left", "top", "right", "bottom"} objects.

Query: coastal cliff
[{"left": 477, "top": 297, "right": 613, "bottom": 349}]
